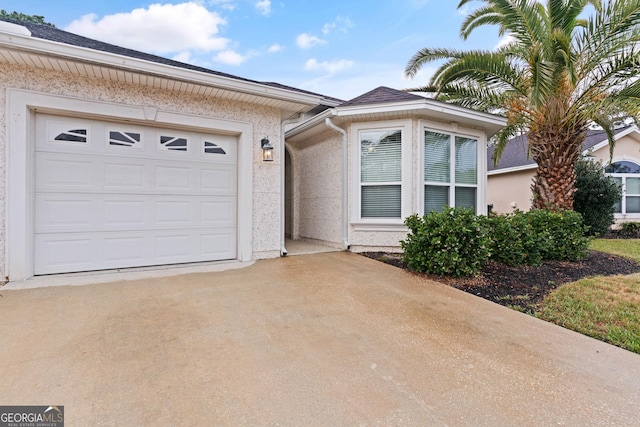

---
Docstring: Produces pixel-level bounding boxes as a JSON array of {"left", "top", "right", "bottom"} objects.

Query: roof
[
  {"left": 339, "top": 86, "right": 425, "bottom": 107},
  {"left": 487, "top": 126, "right": 634, "bottom": 173},
  {"left": 286, "top": 86, "right": 507, "bottom": 143},
  {"left": 0, "top": 17, "right": 340, "bottom": 107}
]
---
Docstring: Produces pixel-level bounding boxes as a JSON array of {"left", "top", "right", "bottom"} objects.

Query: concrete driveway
[{"left": 1, "top": 252, "right": 639, "bottom": 426}]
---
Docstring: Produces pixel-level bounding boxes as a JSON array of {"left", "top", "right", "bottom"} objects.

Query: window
[
  {"left": 424, "top": 130, "right": 478, "bottom": 213},
  {"left": 360, "top": 129, "right": 402, "bottom": 218},
  {"left": 606, "top": 161, "right": 640, "bottom": 215}
]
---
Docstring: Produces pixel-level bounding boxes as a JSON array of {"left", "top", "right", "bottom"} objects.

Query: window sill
[{"left": 351, "top": 222, "right": 409, "bottom": 232}]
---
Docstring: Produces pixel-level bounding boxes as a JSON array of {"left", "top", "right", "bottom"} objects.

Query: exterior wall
[
  {"left": 0, "top": 62, "right": 283, "bottom": 278},
  {"left": 487, "top": 169, "right": 535, "bottom": 213},
  {"left": 288, "top": 128, "right": 343, "bottom": 247}
]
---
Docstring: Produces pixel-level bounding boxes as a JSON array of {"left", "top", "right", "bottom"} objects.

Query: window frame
[
  {"left": 607, "top": 158, "right": 640, "bottom": 218},
  {"left": 351, "top": 119, "right": 412, "bottom": 227},
  {"left": 420, "top": 122, "right": 486, "bottom": 215}
]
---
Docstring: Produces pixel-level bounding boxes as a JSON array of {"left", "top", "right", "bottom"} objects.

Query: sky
[{"left": 0, "top": 0, "right": 509, "bottom": 100}]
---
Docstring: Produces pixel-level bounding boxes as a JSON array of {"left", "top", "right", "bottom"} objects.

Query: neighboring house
[
  {"left": 487, "top": 125, "right": 640, "bottom": 221},
  {"left": 0, "top": 18, "right": 505, "bottom": 282}
]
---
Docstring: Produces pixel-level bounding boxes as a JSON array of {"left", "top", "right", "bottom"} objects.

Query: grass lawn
[
  {"left": 536, "top": 239, "right": 640, "bottom": 354},
  {"left": 589, "top": 239, "right": 640, "bottom": 263}
]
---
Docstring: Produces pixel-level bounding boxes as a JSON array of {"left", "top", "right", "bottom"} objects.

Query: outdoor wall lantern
[{"left": 261, "top": 137, "right": 274, "bottom": 162}]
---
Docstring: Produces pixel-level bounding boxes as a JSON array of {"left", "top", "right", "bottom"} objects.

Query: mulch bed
[{"left": 361, "top": 250, "right": 640, "bottom": 313}]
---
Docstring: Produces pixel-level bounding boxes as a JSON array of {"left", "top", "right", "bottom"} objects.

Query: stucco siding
[
  {"left": 0, "top": 62, "right": 283, "bottom": 278},
  {"left": 487, "top": 169, "right": 535, "bottom": 213},
  {"left": 291, "top": 128, "right": 343, "bottom": 245}
]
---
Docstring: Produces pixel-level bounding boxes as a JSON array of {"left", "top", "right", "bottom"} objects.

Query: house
[
  {"left": 285, "top": 87, "right": 505, "bottom": 252},
  {"left": 0, "top": 18, "right": 505, "bottom": 282},
  {"left": 487, "top": 126, "right": 640, "bottom": 221}
]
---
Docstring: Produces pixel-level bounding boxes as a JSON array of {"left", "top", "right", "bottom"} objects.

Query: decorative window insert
[
  {"left": 204, "top": 141, "right": 226, "bottom": 155},
  {"left": 109, "top": 131, "right": 141, "bottom": 148},
  {"left": 424, "top": 130, "right": 478, "bottom": 213},
  {"left": 359, "top": 129, "right": 402, "bottom": 218},
  {"left": 606, "top": 161, "right": 640, "bottom": 215},
  {"left": 54, "top": 129, "right": 87, "bottom": 143},
  {"left": 159, "top": 135, "right": 187, "bottom": 152}
]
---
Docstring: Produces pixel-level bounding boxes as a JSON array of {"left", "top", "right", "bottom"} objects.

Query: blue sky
[{"left": 1, "top": 0, "right": 507, "bottom": 100}]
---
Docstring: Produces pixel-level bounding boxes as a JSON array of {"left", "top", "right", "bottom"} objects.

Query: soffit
[{"left": 0, "top": 46, "right": 317, "bottom": 114}]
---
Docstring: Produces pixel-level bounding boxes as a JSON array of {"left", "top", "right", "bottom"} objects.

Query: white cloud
[
  {"left": 304, "top": 58, "right": 354, "bottom": 74},
  {"left": 255, "top": 0, "right": 271, "bottom": 15},
  {"left": 268, "top": 44, "right": 283, "bottom": 53},
  {"left": 208, "top": 0, "right": 236, "bottom": 11},
  {"left": 213, "top": 49, "right": 247, "bottom": 65},
  {"left": 296, "top": 64, "right": 436, "bottom": 101},
  {"left": 65, "top": 2, "right": 228, "bottom": 55},
  {"left": 495, "top": 33, "right": 515, "bottom": 50},
  {"left": 296, "top": 33, "right": 326, "bottom": 49},
  {"left": 322, "top": 16, "right": 354, "bottom": 35},
  {"left": 172, "top": 51, "right": 193, "bottom": 63}
]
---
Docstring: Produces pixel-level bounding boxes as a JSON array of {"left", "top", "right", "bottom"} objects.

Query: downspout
[
  {"left": 324, "top": 117, "right": 349, "bottom": 250},
  {"left": 280, "top": 116, "right": 301, "bottom": 256}
]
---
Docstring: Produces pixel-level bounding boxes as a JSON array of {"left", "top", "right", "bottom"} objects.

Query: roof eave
[{"left": 0, "top": 29, "right": 322, "bottom": 108}]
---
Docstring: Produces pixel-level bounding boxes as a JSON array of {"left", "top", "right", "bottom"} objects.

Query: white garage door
[{"left": 34, "top": 114, "right": 237, "bottom": 275}]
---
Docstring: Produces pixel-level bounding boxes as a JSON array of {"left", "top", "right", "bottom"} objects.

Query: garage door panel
[
  {"left": 36, "top": 194, "right": 236, "bottom": 233},
  {"left": 35, "top": 228, "right": 236, "bottom": 274},
  {"left": 35, "top": 114, "right": 238, "bottom": 274},
  {"left": 36, "top": 156, "right": 94, "bottom": 190},
  {"left": 35, "top": 237, "right": 93, "bottom": 273},
  {"left": 103, "top": 162, "right": 146, "bottom": 190}
]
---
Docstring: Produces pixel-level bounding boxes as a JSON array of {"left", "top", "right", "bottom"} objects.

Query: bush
[
  {"left": 525, "top": 209, "right": 590, "bottom": 261},
  {"left": 615, "top": 222, "right": 640, "bottom": 238},
  {"left": 574, "top": 157, "right": 622, "bottom": 236},
  {"left": 486, "top": 211, "right": 548, "bottom": 266},
  {"left": 401, "top": 208, "right": 490, "bottom": 277}
]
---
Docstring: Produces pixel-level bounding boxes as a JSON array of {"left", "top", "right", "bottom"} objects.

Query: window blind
[
  {"left": 361, "top": 130, "right": 401, "bottom": 183},
  {"left": 424, "top": 131, "right": 450, "bottom": 183},
  {"left": 424, "top": 185, "right": 449, "bottom": 213},
  {"left": 362, "top": 185, "right": 401, "bottom": 218},
  {"left": 360, "top": 129, "right": 402, "bottom": 218},
  {"left": 455, "top": 136, "right": 477, "bottom": 184},
  {"left": 455, "top": 187, "right": 476, "bottom": 212}
]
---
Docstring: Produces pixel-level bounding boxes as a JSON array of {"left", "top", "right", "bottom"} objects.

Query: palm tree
[{"left": 405, "top": 0, "right": 640, "bottom": 210}]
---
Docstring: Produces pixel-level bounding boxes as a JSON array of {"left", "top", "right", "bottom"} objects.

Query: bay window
[{"left": 424, "top": 130, "right": 478, "bottom": 213}]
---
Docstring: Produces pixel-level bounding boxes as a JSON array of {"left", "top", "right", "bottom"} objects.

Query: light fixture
[{"left": 261, "top": 137, "right": 273, "bottom": 162}]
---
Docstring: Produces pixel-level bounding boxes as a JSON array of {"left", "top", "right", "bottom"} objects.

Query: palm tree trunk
[{"left": 528, "top": 127, "right": 586, "bottom": 211}]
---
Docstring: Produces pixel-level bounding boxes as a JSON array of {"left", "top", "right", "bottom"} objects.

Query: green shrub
[
  {"left": 525, "top": 209, "right": 589, "bottom": 261},
  {"left": 401, "top": 208, "right": 490, "bottom": 277},
  {"left": 487, "top": 211, "right": 548, "bottom": 266},
  {"left": 574, "top": 157, "right": 622, "bottom": 236},
  {"left": 616, "top": 222, "right": 640, "bottom": 238}
]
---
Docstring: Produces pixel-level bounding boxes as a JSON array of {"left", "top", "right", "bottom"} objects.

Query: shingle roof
[
  {"left": 487, "top": 126, "right": 632, "bottom": 172},
  {"left": 0, "top": 17, "right": 343, "bottom": 105},
  {"left": 339, "top": 86, "right": 425, "bottom": 107}
]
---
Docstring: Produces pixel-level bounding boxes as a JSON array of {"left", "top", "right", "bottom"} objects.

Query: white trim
[
  {"left": 350, "top": 119, "right": 412, "bottom": 225},
  {"left": 487, "top": 163, "right": 537, "bottom": 175},
  {"left": 286, "top": 99, "right": 507, "bottom": 141},
  {"left": 589, "top": 126, "right": 640, "bottom": 154},
  {"left": 0, "top": 29, "right": 321, "bottom": 107},
  {"left": 6, "top": 88, "right": 254, "bottom": 281}
]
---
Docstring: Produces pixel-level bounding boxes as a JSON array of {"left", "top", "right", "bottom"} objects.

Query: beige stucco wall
[
  {"left": 487, "top": 169, "right": 535, "bottom": 213},
  {"left": 0, "top": 62, "right": 284, "bottom": 277},
  {"left": 288, "top": 128, "right": 343, "bottom": 247}
]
